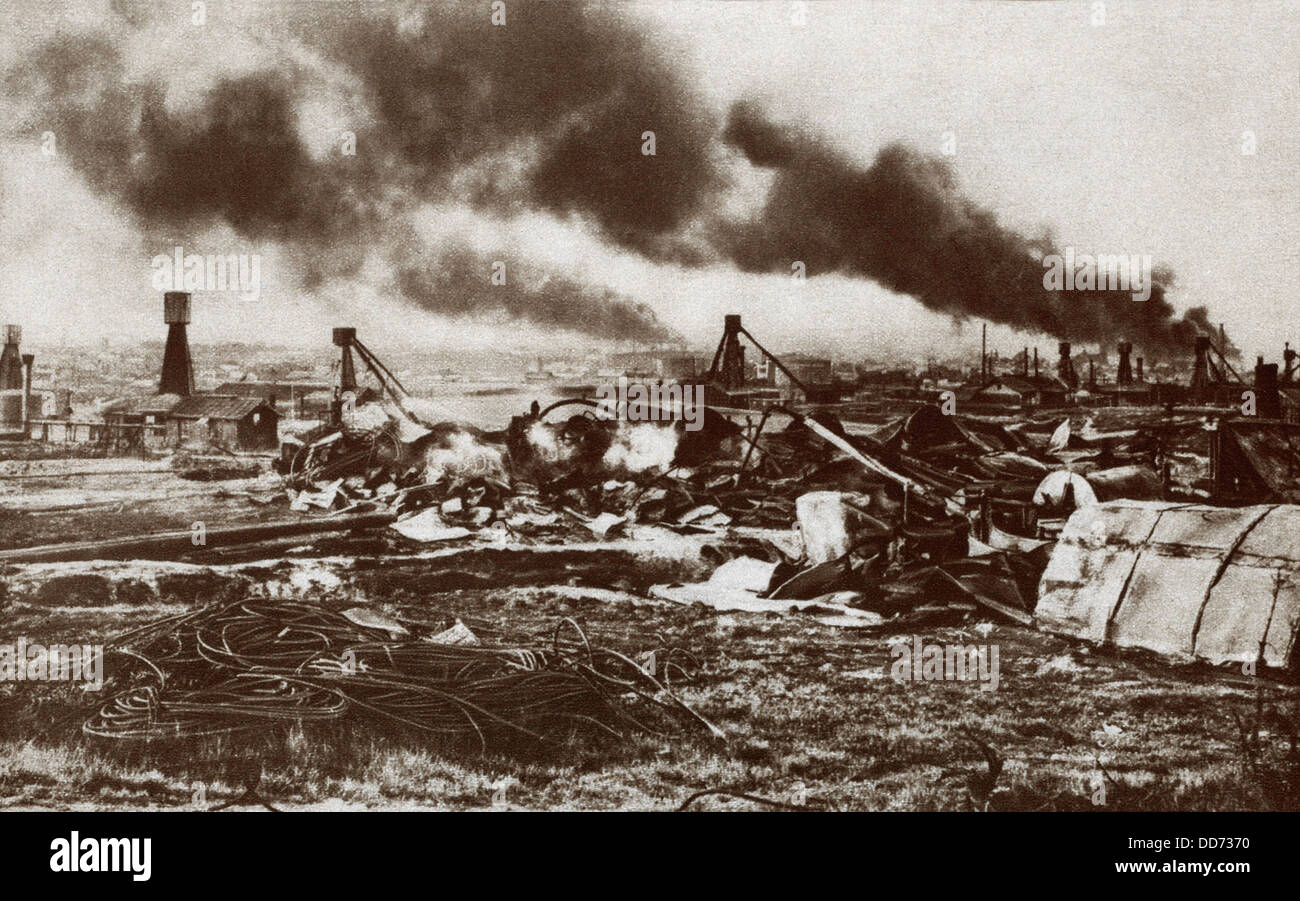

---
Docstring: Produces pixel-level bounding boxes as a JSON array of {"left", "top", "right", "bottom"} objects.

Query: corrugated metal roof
[
  {"left": 1037, "top": 501, "right": 1300, "bottom": 668},
  {"left": 169, "top": 394, "right": 274, "bottom": 420}
]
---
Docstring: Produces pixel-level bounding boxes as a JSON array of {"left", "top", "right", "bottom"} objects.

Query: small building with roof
[{"left": 167, "top": 394, "right": 280, "bottom": 450}]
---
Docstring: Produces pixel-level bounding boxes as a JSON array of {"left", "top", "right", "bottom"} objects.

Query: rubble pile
[
  {"left": 263, "top": 392, "right": 1300, "bottom": 647},
  {"left": 267, "top": 398, "right": 1077, "bottom": 626}
]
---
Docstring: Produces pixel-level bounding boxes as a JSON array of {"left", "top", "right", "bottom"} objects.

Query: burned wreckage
[
  {"left": 258, "top": 323, "right": 1300, "bottom": 683},
  {"left": 4, "top": 317, "right": 1300, "bottom": 757}
]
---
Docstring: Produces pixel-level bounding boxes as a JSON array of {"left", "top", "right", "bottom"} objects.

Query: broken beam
[
  {"left": 791, "top": 413, "right": 967, "bottom": 518},
  {"left": 0, "top": 512, "right": 397, "bottom": 564}
]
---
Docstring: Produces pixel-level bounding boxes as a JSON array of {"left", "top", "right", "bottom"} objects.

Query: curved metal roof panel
[{"left": 1037, "top": 501, "right": 1300, "bottom": 668}]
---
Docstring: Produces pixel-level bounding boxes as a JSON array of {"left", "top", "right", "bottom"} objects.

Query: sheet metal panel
[
  {"left": 1198, "top": 564, "right": 1291, "bottom": 666},
  {"left": 1111, "top": 553, "right": 1220, "bottom": 658},
  {"left": 1037, "top": 502, "right": 1300, "bottom": 669},
  {"left": 1145, "top": 505, "right": 1253, "bottom": 550}
]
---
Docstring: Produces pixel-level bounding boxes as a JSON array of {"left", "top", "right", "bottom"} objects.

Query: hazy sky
[{"left": 0, "top": 0, "right": 1296, "bottom": 363}]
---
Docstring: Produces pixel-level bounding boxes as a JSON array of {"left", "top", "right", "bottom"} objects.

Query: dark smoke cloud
[
  {"left": 5, "top": 2, "right": 1227, "bottom": 355},
  {"left": 4, "top": 3, "right": 690, "bottom": 341},
  {"left": 396, "top": 249, "right": 673, "bottom": 342},
  {"left": 718, "top": 101, "right": 1224, "bottom": 358},
  {"left": 6, "top": 35, "right": 377, "bottom": 286},
  {"left": 5, "top": 35, "right": 135, "bottom": 198},
  {"left": 323, "top": 2, "right": 720, "bottom": 260}
]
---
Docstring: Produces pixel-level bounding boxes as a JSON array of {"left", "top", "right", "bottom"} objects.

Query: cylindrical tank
[{"left": 163, "top": 292, "right": 192, "bottom": 325}]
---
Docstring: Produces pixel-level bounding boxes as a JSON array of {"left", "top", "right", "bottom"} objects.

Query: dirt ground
[{"left": 0, "top": 460, "right": 285, "bottom": 551}]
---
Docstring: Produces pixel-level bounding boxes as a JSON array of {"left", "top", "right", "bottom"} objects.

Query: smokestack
[
  {"left": 1255, "top": 357, "right": 1281, "bottom": 419},
  {"left": 21, "top": 353, "right": 33, "bottom": 428},
  {"left": 1022, "top": 346, "right": 1029, "bottom": 377},
  {"left": 1089, "top": 359, "right": 1096, "bottom": 389},
  {"left": 1057, "top": 341, "right": 1078, "bottom": 390},
  {"left": 159, "top": 292, "right": 195, "bottom": 396},
  {"left": 981, "top": 323, "right": 987, "bottom": 383},
  {"left": 1284, "top": 342, "right": 1296, "bottom": 384},
  {"left": 1117, "top": 342, "right": 1133, "bottom": 387},
  {"left": 1136, "top": 356, "right": 1144, "bottom": 382},
  {"left": 1033, "top": 347, "right": 1039, "bottom": 377},
  {"left": 0, "top": 325, "right": 22, "bottom": 390}
]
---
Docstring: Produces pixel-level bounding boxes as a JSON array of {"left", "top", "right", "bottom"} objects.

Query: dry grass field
[{"left": 3, "top": 576, "right": 1297, "bottom": 812}]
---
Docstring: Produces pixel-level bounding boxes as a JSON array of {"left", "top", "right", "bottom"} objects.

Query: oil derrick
[
  {"left": 159, "top": 292, "right": 195, "bottom": 396},
  {"left": 1188, "top": 335, "right": 1234, "bottom": 404},
  {"left": 1056, "top": 342, "right": 1078, "bottom": 390},
  {"left": 704, "top": 313, "right": 816, "bottom": 405},
  {"left": 333, "top": 327, "right": 358, "bottom": 393},
  {"left": 331, "top": 327, "right": 358, "bottom": 422},
  {"left": 707, "top": 314, "right": 747, "bottom": 390},
  {"left": 1116, "top": 342, "right": 1133, "bottom": 386},
  {"left": 1188, "top": 336, "right": 1218, "bottom": 394}
]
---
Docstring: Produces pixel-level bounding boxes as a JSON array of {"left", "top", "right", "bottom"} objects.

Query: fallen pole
[{"left": 0, "top": 512, "right": 398, "bottom": 564}]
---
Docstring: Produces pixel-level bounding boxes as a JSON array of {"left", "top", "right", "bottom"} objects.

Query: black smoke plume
[
  {"left": 5, "top": 2, "right": 1229, "bottom": 355},
  {"left": 718, "top": 101, "right": 1225, "bottom": 358},
  {"left": 4, "top": 2, "right": 696, "bottom": 341}
]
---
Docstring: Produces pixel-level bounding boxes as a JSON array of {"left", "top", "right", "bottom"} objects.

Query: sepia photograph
[{"left": 0, "top": 0, "right": 1296, "bottom": 882}]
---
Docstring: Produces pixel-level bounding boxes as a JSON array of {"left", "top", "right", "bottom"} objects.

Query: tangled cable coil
[{"left": 85, "top": 600, "right": 722, "bottom": 750}]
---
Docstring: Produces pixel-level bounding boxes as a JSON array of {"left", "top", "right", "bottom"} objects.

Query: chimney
[
  {"left": 1255, "top": 358, "right": 1281, "bottom": 419},
  {"left": 1284, "top": 342, "right": 1296, "bottom": 384},
  {"left": 1033, "top": 347, "right": 1039, "bottom": 377},
  {"left": 980, "top": 323, "right": 987, "bottom": 382},
  {"left": 1022, "top": 346, "right": 1029, "bottom": 377},
  {"left": 1117, "top": 342, "right": 1133, "bottom": 386},
  {"left": 1136, "top": 356, "right": 1144, "bottom": 382},
  {"left": 21, "top": 353, "right": 33, "bottom": 428},
  {"left": 1057, "top": 341, "right": 1078, "bottom": 390},
  {"left": 0, "top": 324, "right": 22, "bottom": 390},
  {"left": 159, "top": 292, "right": 195, "bottom": 396}
]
